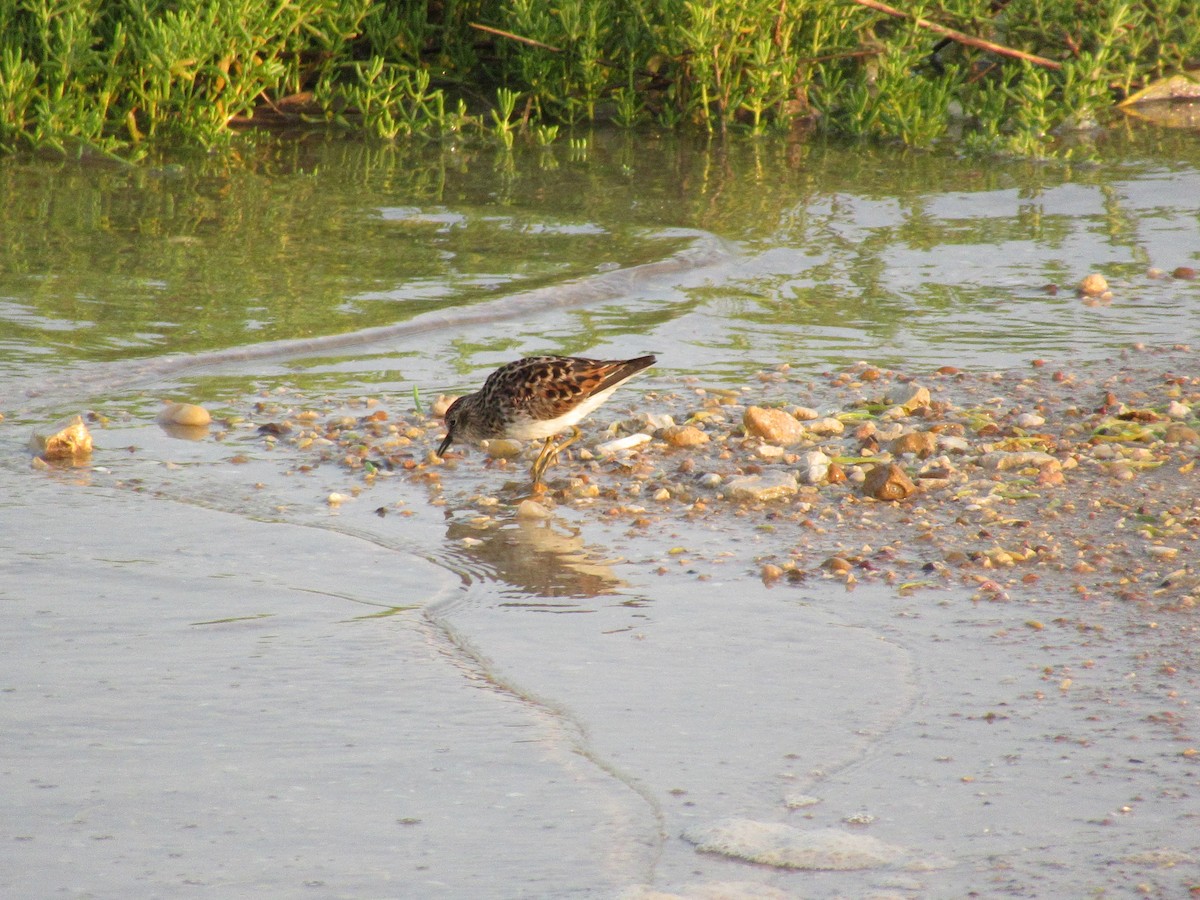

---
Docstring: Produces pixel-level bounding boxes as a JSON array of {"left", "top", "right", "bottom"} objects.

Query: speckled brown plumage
[{"left": 437, "top": 354, "right": 656, "bottom": 485}]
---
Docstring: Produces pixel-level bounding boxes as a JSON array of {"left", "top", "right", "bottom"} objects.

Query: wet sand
[{"left": 9, "top": 346, "right": 1193, "bottom": 896}]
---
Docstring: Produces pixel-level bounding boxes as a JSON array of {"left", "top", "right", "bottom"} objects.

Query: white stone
[{"left": 595, "top": 433, "right": 652, "bottom": 455}]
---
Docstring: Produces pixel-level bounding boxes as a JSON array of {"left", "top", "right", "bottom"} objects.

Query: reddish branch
[{"left": 850, "top": 0, "right": 1063, "bottom": 70}]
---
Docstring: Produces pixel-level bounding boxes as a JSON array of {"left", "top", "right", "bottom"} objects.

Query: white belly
[{"left": 506, "top": 384, "right": 621, "bottom": 440}]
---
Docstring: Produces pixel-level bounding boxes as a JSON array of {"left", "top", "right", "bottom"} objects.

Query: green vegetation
[{"left": 1, "top": 0, "right": 1197, "bottom": 159}]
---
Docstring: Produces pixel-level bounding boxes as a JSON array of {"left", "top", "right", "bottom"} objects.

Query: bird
[{"left": 437, "top": 354, "right": 657, "bottom": 487}]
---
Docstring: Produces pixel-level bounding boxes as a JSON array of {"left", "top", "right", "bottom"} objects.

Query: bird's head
[{"left": 437, "top": 396, "right": 465, "bottom": 457}]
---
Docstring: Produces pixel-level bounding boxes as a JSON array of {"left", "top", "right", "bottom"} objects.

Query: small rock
[
  {"left": 432, "top": 394, "right": 457, "bottom": 417},
  {"left": 756, "top": 444, "right": 785, "bottom": 460},
  {"left": 937, "top": 434, "right": 970, "bottom": 453},
  {"left": 663, "top": 424, "right": 709, "bottom": 447},
  {"left": 1148, "top": 545, "right": 1179, "bottom": 561},
  {"left": 327, "top": 492, "right": 346, "bottom": 506},
  {"left": 595, "top": 433, "right": 652, "bottom": 455},
  {"left": 761, "top": 563, "right": 784, "bottom": 583},
  {"left": 698, "top": 473, "right": 723, "bottom": 488},
  {"left": 1172, "top": 266, "right": 1197, "bottom": 280},
  {"left": 1014, "top": 412, "right": 1045, "bottom": 429},
  {"left": 1163, "top": 423, "right": 1200, "bottom": 444},
  {"left": 980, "top": 450, "right": 1060, "bottom": 471},
  {"left": 486, "top": 439, "right": 522, "bottom": 459},
  {"left": 1166, "top": 400, "right": 1190, "bottom": 419},
  {"left": 158, "top": 402, "right": 212, "bottom": 427},
  {"left": 862, "top": 463, "right": 916, "bottom": 501},
  {"left": 1079, "top": 273, "right": 1109, "bottom": 296},
  {"left": 783, "top": 793, "right": 822, "bottom": 809},
  {"left": 643, "top": 412, "right": 676, "bottom": 430},
  {"left": 886, "top": 383, "right": 931, "bottom": 413},
  {"left": 889, "top": 430, "right": 937, "bottom": 458},
  {"left": 31, "top": 415, "right": 93, "bottom": 460},
  {"left": 743, "top": 406, "right": 806, "bottom": 445},
  {"left": 805, "top": 416, "right": 845, "bottom": 436},
  {"left": 791, "top": 406, "right": 819, "bottom": 421},
  {"left": 516, "top": 499, "right": 553, "bottom": 519},
  {"left": 726, "top": 471, "right": 798, "bottom": 502},
  {"left": 796, "top": 450, "right": 831, "bottom": 484}
]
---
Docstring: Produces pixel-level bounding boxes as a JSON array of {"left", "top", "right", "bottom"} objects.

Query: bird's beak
[{"left": 437, "top": 432, "right": 453, "bottom": 458}]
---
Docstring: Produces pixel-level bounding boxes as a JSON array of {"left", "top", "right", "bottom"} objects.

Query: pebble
[
  {"left": 1078, "top": 273, "right": 1109, "bottom": 296},
  {"left": 726, "top": 471, "right": 798, "bottom": 502},
  {"left": 698, "top": 472, "right": 723, "bottom": 488},
  {"left": 1014, "top": 412, "right": 1045, "bottom": 429},
  {"left": 643, "top": 412, "right": 676, "bottom": 430},
  {"left": 158, "top": 402, "right": 212, "bottom": 427},
  {"left": 796, "top": 450, "right": 831, "bottom": 484},
  {"left": 30, "top": 414, "right": 93, "bottom": 460},
  {"left": 1148, "top": 545, "right": 1179, "bottom": 560},
  {"left": 885, "top": 383, "right": 931, "bottom": 412},
  {"left": 431, "top": 394, "right": 457, "bottom": 417},
  {"left": 595, "top": 433, "right": 651, "bottom": 455},
  {"left": 485, "top": 439, "right": 522, "bottom": 459},
  {"left": 1166, "top": 400, "right": 1190, "bottom": 419},
  {"left": 805, "top": 416, "right": 845, "bottom": 436},
  {"left": 516, "top": 499, "right": 553, "bottom": 519},
  {"left": 662, "top": 424, "right": 710, "bottom": 447},
  {"left": 937, "top": 434, "right": 971, "bottom": 453},
  {"left": 980, "top": 450, "right": 1060, "bottom": 471},
  {"left": 756, "top": 444, "right": 785, "bottom": 460},
  {"left": 791, "top": 406, "right": 819, "bottom": 421},
  {"left": 889, "top": 430, "right": 937, "bottom": 458},
  {"left": 783, "top": 793, "right": 822, "bottom": 809},
  {"left": 873, "top": 423, "right": 905, "bottom": 442},
  {"left": 862, "top": 463, "right": 916, "bottom": 501},
  {"left": 743, "top": 406, "right": 806, "bottom": 445},
  {"left": 1163, "top": 423, "right": 1199, "bottom": 444}
]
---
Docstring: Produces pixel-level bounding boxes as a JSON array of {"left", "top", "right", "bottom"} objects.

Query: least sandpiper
[{"left": 437, "top": 354, "right": 657, "bottom": 486}]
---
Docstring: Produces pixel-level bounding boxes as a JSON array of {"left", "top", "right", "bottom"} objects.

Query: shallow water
[{"left": 3, "top": 126, "right": 1200, "bottom": 898}]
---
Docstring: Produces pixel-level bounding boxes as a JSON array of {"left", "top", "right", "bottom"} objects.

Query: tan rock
[
  {"left": 796, "top": 450, "right": 831, "bottom": 484},
  {"left": 806, "top": 416, "right": 845, "bottom": 436},
  {"left": 432, "top": 394, "right": 457, "bottom": 417},
  {"left": 516, "top": 499, "right": 553, "bottom": 519},
  {"left": 980, "top": 450, "right": 1061, "bottom": 471},
  {"left": 1164, "top": 423, "right": 1200, "bottom": 444},
  {"left": 886, "top": 383, "right": 931, "bottom": 413},
  {"left": 889, "top": 430, "right": 937, "bottom": 458},
  {"left": 486, "top": 439, "right": 522, "bottom": 459},
  {"left": 743, "top": 406, "right": 806, "bottom": 445},
  {"left": 663, "top": 424, "right": 710, "bottom": 447},
  {"left": 158, "top": 402, "right": 211, "bottom": 427},
  {"left": 31, "top": 415, "right": 93, "bottom": 460},
  {"left": 1079, "top": 273, "right": 1108, "bottom": 296},
  {"left": 862, "top": 463, "right": 916, "bottom": 501},
  {"left": 726, "top": 471, "right": 798, "bottom": 502}
]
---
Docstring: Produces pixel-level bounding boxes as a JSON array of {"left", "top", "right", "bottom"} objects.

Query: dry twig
[{"left": 851, "top": 0, "right": 1063, "bottom": 70}]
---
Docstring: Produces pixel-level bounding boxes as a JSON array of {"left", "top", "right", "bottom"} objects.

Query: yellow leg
[
  {"left": 531, "top": 437, "right": 556, "bottom": 486},
  {"left": 530, "top": 426, "right": 581, "bottom": 487}
]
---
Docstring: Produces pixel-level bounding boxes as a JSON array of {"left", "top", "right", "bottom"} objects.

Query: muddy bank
[{"left": 221, "top": 344, "right": 1200, "bottom": 619}]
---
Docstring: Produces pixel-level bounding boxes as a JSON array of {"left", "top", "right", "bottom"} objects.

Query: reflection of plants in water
[{"left": 2, "top": 129, "right": 1196, "bottom": 368}]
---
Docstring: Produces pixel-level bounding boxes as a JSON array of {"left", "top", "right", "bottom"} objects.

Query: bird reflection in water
[{"left": 443, "top": 513, "right": 624, "bottom": 601}]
